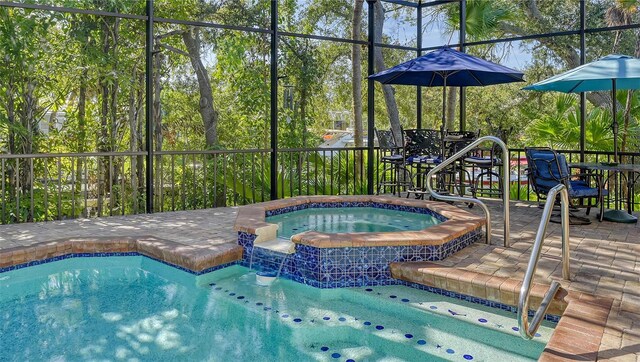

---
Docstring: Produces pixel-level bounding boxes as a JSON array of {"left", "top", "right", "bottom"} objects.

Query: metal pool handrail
[
  {"left": 517, "top": 183, "right": 571, "bottom": 340},
  {"left": 425, "top": 136, "right": 510, "bottom": 246}
]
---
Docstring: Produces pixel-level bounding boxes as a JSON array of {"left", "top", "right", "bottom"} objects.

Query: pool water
[
  {"left": 0, "top": 257, "right": 553, "bottom": 361},
  {"left": 266, "top": 207, "right": 442, "bottom": 239}
]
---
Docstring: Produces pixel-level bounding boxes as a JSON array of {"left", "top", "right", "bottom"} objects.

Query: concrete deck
[{"left": 1, "top": 199, "right": 639, "bottom": 360}]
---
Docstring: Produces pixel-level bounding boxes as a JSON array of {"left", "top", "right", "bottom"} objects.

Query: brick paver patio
[
  {"left": 0, "top": 207, "right": 239, "bottom": 249},
  {"left": 1, "top": 199, "right": 638, "bottom": 360}
]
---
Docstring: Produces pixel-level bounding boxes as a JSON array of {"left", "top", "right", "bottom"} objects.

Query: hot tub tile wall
[{"left": 238, "top": 227, "right": 483, "bottom": 288}]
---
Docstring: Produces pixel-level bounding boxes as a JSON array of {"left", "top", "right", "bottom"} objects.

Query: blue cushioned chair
[{"left": 525, "top": 147, "right": 607, "bottom": 222}]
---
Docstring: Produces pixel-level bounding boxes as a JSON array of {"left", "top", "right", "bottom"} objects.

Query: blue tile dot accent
[
  {"left": 535, "top": 332, "right": 541, "bottom": 337},
  {"left": 404, "top": 334, "right": 413, "bottom": 339},
  {"left": 264, "top": 307, "right": 272, "bottom": 311},
  {"left": 321, "top": 346, "right": 329, "bottom": 351},
  {"left": 338, "top": 317, "right": 346, "bottom": 322},
  {"left": 331, "top": 353, "right": 341, "bottom": 358},
  {"left": 512, "top": 327, "right": 519, "bottom": 331},
  {"left": 237, "top": 296, "right": 245, "bottom": 300},
  {"left": 478, "top": 318, "right": 487, "bottom": 323},
  {"left": 323, "top": 316, "right": 331, "bottom": 320},
  {"left": 429, "top": 306, "right": 437, "bottom": 310},
  {"left": 375, "top": 325, "right": 384, "bottom": 330},
  {"left": 214, "top": 287, "right": 222, "bottom": 290},
  {"left": 293, "top": 318, "right": 302, "bottom": 323},
  {"left": 281, "top": 314, "right": 289, "bottom": 318},
  {"left": 256, "top": 302, "right": 263, "bottom": 306},
  {"left": 401, "top": 298, "right": 410, "bottom": 302},
  {"left": 389, "top": 295, "right": 397, "bottom": 299},
  {"left": 446, "top": 349, "right": 455, "bottom": 354},
  {"left": 363, "top": 321, "right": 371, "bottom": 326},
  {"left": 417, "top": 340, "right": 427, "bottom": 345},
  {"left": 365, "top": 288, "right": 373, "bottom": 292},
  {"left": 209, "top": 282, "right": 216, "bottom": 286},
  {"left": 346, "top": 360, "right": 355, "bottom": 362},
  {"left": 463, "top": 355, "right": 474, "bottom": 360},
  {"left": 229, "top": 292, "right": 236, "bottom": 296}
]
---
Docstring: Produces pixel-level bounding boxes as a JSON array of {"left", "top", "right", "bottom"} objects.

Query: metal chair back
[{"left": 403, "top": 128, "right": 442, "bottom": 157}]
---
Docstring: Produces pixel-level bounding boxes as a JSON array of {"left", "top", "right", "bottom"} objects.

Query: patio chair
[
  {"left": 404, "top": 128, "right": 443, "bottom": 161},
  {"left": 439, "top": 130, "right": 479, "bottom": 200},
  {"left": 524, "top": 147, "right": 607, "bottom": 223},
  {"left": 375, "top": 128, "right": 412, "bottom": 196},
  {"left": 465, "top": 129, "right": 507, "bottom": 199},
  {"left": 403, "top": 128, "right": 443, "bottom": 199}
]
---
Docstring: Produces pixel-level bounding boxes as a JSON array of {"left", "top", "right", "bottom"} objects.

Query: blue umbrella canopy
[
  {"left": 522, "top": 55, "right": 640, "bottom": 93},
  {"left": 369, "top": 47, "right": 524, "bottom": 130},
  {"left": 369, "top": 47, "right": 525, "bottom": 87}
]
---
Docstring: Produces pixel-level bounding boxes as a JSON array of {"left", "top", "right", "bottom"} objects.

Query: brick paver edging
[{"left": 0, "top": 236, "right": 243, "bottom": 274}]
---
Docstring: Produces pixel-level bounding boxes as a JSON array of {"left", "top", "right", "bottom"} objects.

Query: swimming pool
[
  {"left": 267, "top": 207, "right": 442, "bottom": 239},
  {"left": 0, "top": 256, "right": 554, "bottom": 361}
]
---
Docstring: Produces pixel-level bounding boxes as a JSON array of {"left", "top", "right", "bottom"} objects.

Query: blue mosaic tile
[{"left": 240, "top": 202, "right": 482, "bottom": 289}]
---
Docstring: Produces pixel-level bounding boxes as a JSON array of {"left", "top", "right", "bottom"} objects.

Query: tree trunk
[
  {"left": 128, "top": 67, "right": 139, "bottom": 212},
  {"left": 153, "top": 40, "right": 163, "bottom": 152},
  {"left": 182, "top": 28, "right": 218, "bottom": 149},
  {"left": 21, "top": 79, "right": 36, "bottom": 220},
  {"left": 445, "top": 87, "right": 457, "bottom": 131},
  {"left": 97, "top": 18, "right": 118, "bottom": 216},
  {"left": 351, "top": 0, "right": 364, "bottom": 148},
  {"left": 75, "top": 68, "right": 87, "bottom": 214},
  {"left": 109, "top": 19, "right": 121, "bottom": 210},
  {"left": 373, "top": 1, "right": 402, "bottom": 142},
  {"left": 136, "top": 72, "right": 145, "bottom": 213},
  {"left": 5, "top": 80, "right": 16, "bottom": 203}
]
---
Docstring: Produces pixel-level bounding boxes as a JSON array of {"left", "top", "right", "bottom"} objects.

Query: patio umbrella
[
  {"left": 523, "top": 54, "right": 640, "bottom": 161},
  {"left": 524, "top": 54, "right": 640, "bottom": 223},
  {"left": 369, "top": 47, "right": 524, "bottom": 129}
]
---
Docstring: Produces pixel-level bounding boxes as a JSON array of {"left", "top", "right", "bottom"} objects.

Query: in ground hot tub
[
  {"left": 234, "top": 195, "right": 485, "bottom": 288},
  {"left": 268, "top": 206, "right": 443, "bottom": 238}
]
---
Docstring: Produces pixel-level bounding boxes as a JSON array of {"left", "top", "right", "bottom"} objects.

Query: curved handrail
[
  {"left": 517, "top": 183, "right": 571, "bottom": 340},
  {"left": 425, "top": 136, "right": 510, "bottom": 246}
]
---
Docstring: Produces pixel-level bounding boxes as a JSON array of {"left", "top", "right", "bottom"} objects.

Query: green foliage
[{"left": 0, "top": 0, "right": 639, "bottom": 223}]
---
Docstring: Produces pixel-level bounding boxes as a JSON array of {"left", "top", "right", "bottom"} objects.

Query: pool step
[
  {"left": 253, "top": 238, "right": 296, "bottom": 254},
  {"left": 389, "top": 261, "right": 569, "bottom": 316}
]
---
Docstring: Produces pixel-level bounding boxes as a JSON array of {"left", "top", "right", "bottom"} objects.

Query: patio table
[{"left": 569, "top": 162, "right": 640, "bottom": 223}]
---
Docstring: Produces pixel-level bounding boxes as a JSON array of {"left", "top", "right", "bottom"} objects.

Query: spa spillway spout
[
  {"left": 255, "top": 254, "right": 288, "bottom": 287},
  {"left": 275, "top": 254, "right": 288, "bottom": 279},
  {"left": 252, "top": 238, "right": 295, "bottom": 286}
]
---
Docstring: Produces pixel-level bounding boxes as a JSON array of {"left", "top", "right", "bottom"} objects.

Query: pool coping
[
  {"left": 0, "top": 236, "right": 243, "bottom": 274},
  {"left": 234, "top": 195, "right": 486, "bottom": 248},
  {"left": 390, "top": 261, "right": 613, "bottom": 362}
]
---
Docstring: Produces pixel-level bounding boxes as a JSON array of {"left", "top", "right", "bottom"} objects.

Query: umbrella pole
[
  {"left": 442, "top": 74, "right": 447, "bottom": 159},
  {"left": 442, "top": 74, "right": 447, "bottom": 131},
  {"left": 603, "top": 78, "right": 637, "bottom": 223},
  {"left": 612, "top": 78, "right": 618, "bottom": 163}
]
